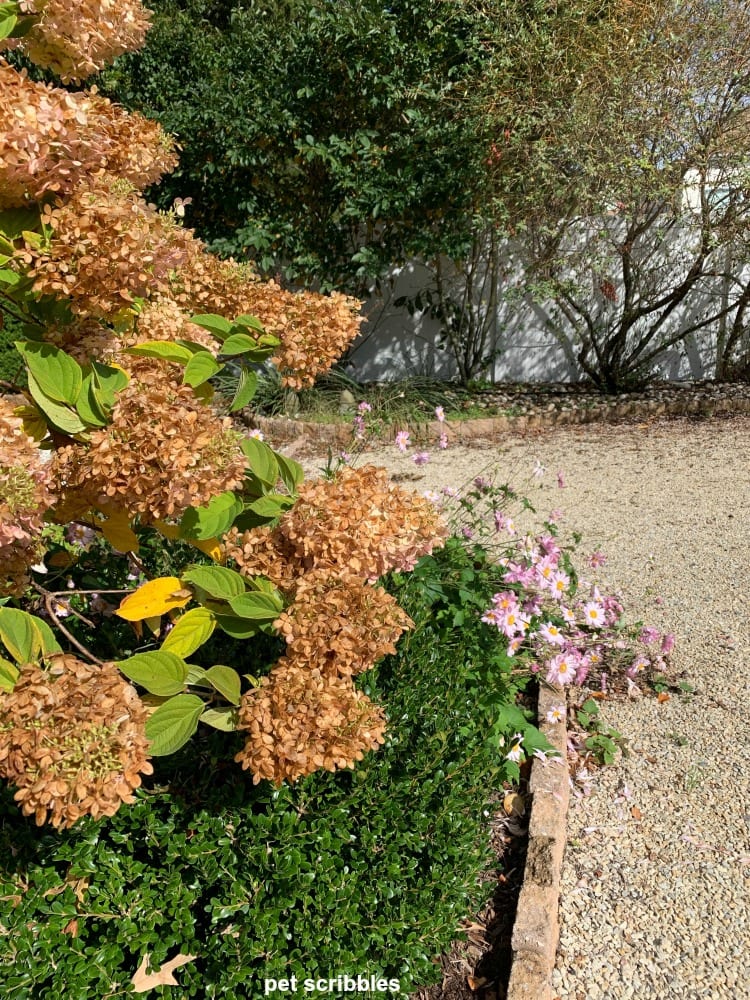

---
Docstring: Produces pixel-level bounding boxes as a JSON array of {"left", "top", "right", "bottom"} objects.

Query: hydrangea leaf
[
  {"left": 145, "top": 694, "right": 205, "bottom": 755},
  {"left": 160, "top": 608, "right": 216, "bottom": 658},
  {"left": 116, "top": 577, "right": 191, "bottom": 621},
  {"left": 116, "top": 651, "right": 188, "bottom": 696}
]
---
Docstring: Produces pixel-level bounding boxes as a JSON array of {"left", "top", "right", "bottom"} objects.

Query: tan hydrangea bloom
[
  {"left": 235, "top": 657, "right": 386, "bottom": 785},
  {"left": 274, "top": 570, "right": 414, "bottom": 677},
  {"left": 0, "top": 396, "right": 55, "bottom": 597},
  {"left": 0, "top": 655, "right": 153, "bottom": 828},
  {"left": 225, "top": 464, "right": 448, "bottom": 587},
  {"left": 0, "top": 60, "right": 175, "bottom": 209},
  {"left": 173, "top": 251, "right": 362, "bottom": 388},
  {"left": 15, "top": 179, "right": 199, "bottom": 319},
  {"left": 2, "top": 0, "right": 151, "bottom": 83},
  {"left": 48, "top": 359, "right": 246, "bottom": 521}
]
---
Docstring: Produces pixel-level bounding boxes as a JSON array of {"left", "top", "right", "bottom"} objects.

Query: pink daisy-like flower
[
  {"left": 557, "top": 470, "right": 566, "bottom": 488},
  {"left": 395, "top": 430, "right": 411, "bottom": 452},
  {"left": 546, "top": 653, "right": 578, "bottom": 686},
  {"left": 438, "top": 432, "right": 449, "bottom": 449},
  {"left": 550, "top": 571, "right": 571, "bottom": 599},
  {"left": 435, "top": 405, "right": 445, "bottom": 422},
  {"left": 546, "top": 704, "right": 566, "bottom": 724},
  {"left": 589, "top": 550, "right": 607, "bottom": 569},
  {"left": 561, "top": 605, "right": 576, "bottom": 624},
  {"left": 533, "top": 459, "right": 546, "bottom": 478},
  {"left": 357, "top": 401, "right": 372, "bottom": 413},
  {"left": 412, "top": 451, "right": 430, "bottom": 467},
  {"left": 582, "top": 602, "right": 606, "bottom": 628},
  {"left": 539, "top": 621, "right": 566, "bottom": 646},
  {"left": 640, "top": 626, "right": 661, "bottom": 645},
  {"left": 507, "top": 636, "right": 524, "bottom": 656},
  {"left": 661, "top": 633, "right": 675, "bottom": 654},
  {"left": 247, "top": 428, "right": 265, "bottom": 441}
]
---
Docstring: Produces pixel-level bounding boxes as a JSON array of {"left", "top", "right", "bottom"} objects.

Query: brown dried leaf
[{"left": 131, "top": 952, "right": 197, "bottom": 992}]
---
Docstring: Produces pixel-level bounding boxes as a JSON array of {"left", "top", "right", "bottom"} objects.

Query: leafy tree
[
  {"left": 101, "top": 0, "right": 492, "bottom": 292},
  {"left": 475, "top": 0, "right": 750, "bottom": 389}
]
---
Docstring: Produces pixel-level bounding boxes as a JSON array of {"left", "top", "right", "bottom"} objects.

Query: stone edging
[
  {"left": 249, "top": 392, "right": 750, "bottom": 449},
  {"left": 506, "top": 684, "right": 570, "bottom": 1000}
]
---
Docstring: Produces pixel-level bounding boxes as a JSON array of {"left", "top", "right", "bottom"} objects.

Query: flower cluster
[
  {"left": 274, "top": 570, "right": 414, "bottom": 677},
  {"left": 16, "top": 180, "right": 198, "bottom": 318},
  {"left": 224, "top": 464, "right": 448, "bottom": 589},
  {"left": 2, "top": 0, "right": 151, "bottom": 83},
  {"left": 0, "top": 62, "right": 177, "bottom": 210},
  {"left": 0, "top": 655, "right": 153, "bottom": 828},
  {"left": 172, "top": 251, "right": 363, "bottom": 389},
  {"left": 49, "top": 359, "right": 246, "bottom": 521},
  {"left": 481, "top": 519, "right": 672, "bottom": 689},
  {"left": 0, "top": 397, "right": 55, "bottom": 597},
  {"left": 234, "top": 659, "right": 386, "bottom": 785},
  {"left": 226, "top": 465, "right": 446, "bottom": 783}
]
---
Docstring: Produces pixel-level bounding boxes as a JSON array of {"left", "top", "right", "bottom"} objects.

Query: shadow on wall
[{"left": 344, "top": 261, "right": 719, "bottom": 384}]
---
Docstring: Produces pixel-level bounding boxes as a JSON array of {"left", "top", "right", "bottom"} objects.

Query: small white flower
[{"left": 546, "top": 704, "right": 566, "bottom": 724}]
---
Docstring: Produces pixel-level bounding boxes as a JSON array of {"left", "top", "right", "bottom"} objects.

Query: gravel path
[{"left": 299, "top": 413, "right": 750, "bottom": 1000}]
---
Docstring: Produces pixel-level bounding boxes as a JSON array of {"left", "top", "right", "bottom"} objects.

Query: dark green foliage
[
  {"left": 0, "top": 311, "right": 25, "bottom": 387},
  {"left": 0, "top": 541, "right": 527, "bottom": 997},
  {"left": 100, "top": 0, "right": 492, "bottom": 292}
]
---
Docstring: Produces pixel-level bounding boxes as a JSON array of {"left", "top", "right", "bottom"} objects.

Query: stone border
[
  {"left": 249, "top": 392, "right": 750, "bottom": 449},
  {"left": 506, "top": 684, "right": 570, "bottom": 1000}
]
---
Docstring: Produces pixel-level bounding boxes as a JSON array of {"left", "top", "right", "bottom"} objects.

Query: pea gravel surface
[{"left": 298, "top": 413, "right": 750, "bottom": 1000}]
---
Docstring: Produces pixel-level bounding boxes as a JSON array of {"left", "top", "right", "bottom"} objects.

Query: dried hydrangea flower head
[
  {"left": 1, "top": 0, "right": 152, "bottom": 83},
  {"left": 0, "top": 61, "right": 177, "bottom": 210},
  {"left": 235, "top": 657, "right": 387, "bottom": 785},
  {"left": 49, "top": 358, "right": 246, "bottom": 521},
  {"left": 0, "top": 396, "right": 55, "bottom": 597},
  {"left": 172, "top": 251, "right": 363, "bottom": 388},
  {"left": 224, "top": 464, "right": 448, "bottom": 588},
  {"left": 15, "top": 180, "right": 199, "bottom": 319},
  {"left": 0, "top": 655, "right": 153, "bottom": 828},
  {"left": 274, "top": 569, "right": 414, "bottom": 677}
]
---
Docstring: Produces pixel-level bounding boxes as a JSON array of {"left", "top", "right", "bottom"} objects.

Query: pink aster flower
[
  {"left": 247, "top": 428, "right": 265, "bottom": 441},
  {"left": 588, "top": 551, "right": 607, "bottom": 569},
  {"left": 438, "top": 431, "right": 449, "bottom": 449},
  {"left": 550, "top": 571, "right": 571, "bottom": 599},
  {"left": 546, "top": 704, "right": 566, "bottom": 724},
  {"left": 357, "top": 401, "right": 372, "bottom": 413},
  {"left": 539, "top": 621, "right": 566, "bottom": 646},
  {"left": 557, "top": 470, "right": 566, "bottom": 488},
  {"left": 546, "top": 653, "right": 578, "bottom": 686},
  {"left": 582, "top": 602, "right": 606, "bottom": 628},
  {"left": 640, "top": 626, "right": 661, "bottom": 645},
  {"left": 395, "top": 430, "right": 411, "bottom": 452},
  {"left": 435, "top": 405, "right": 445, "bottom": 422},
  {"left": 412, "top": 451, "right": 430, "bottom": 466},
  {"left": 661, "top": 633, "right": 675, "bottom": 654},
  {"left": 533, "top": 459, "right": 546, "bottom": 478}
]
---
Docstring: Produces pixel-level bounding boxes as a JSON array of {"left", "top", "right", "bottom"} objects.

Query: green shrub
[
  {"left": 0, "top": 540, "right": 525, "bottom": 998},
  {"left": 0, "top": 311, "right": 25, "bottom": 387}
]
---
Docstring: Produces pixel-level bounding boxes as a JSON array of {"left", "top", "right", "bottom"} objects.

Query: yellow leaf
[
  {"left": 131, "top": 952, "right": 197, "bottom": 993},
  {"left": 143, "top": 615, "right": 162, "bottom": 636},
  {"left": 99, "top": 510, "right": 140, "bottom": 554},
  {"left": 503, "top": 792, "right": 526, "bottom": 817},
  {"left": 152, "top": 519, "right": 222, "bottom": 562},
  {"left": 188, "top": 536, "right": 223, "bottom": 562},
  {"left": 14, "top": 403, "right": 48, "bottom": 442},
  {"left": 116, "top": 578, "right": 192, "bottom": 622}
]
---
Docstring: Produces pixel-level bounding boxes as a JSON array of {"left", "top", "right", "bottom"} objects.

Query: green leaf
[
  {"left": 240, "top": 436, "right": 279, "bottom": 486},
  {"left": 213, "top": 615, "right": 263, "bottom": 639},
  {"left": 248, "top": 493, "right": 295, "bottom": 518},
  {"left": 233, "top": 313, "right": 265, "bottom": 333},
  {"left": 181, "top": 565, "right": 247, "bottom": 601},
  {"left": 274, "top": 451, "right": 304, "bottom": 493},
  {"left": 116, "top": 651, "right": 188, "bottom": 696},
  {"left": 0, "top": 267, "right": 20, "bottom": 286},
  {"left": 0, "top": 10, "right": 18, "bottom": 41},
  {"left": 26, "top": 370, "right": 87, "bottom": 436},
  {"left": 74, "top": 371, "right": 110, "bottom": 428},
  {"left": 205, "top": 665, "right": 242, "bottom": 705},
  {"left": 145, "top": 694, "right": 205, "bottom": 756},
  {"left": 160, "top": 607, "right": 217, "bottom": 658},
  {"left": 125, "top": 341, "right": 194, "bottom": 364},
  {"left": 189, "top": 313, "right": 232, "bottom": 340},
  {"left": 0, "top": 608, "right": 44, "bottom": 664},
  {"left": 91, "top": 359, "right": 128, "bottom": 396},
  {"left": 200, "top": 706, "right": 239, "bottom": 731},
  {"left": 179, "top": 490, "right": 243, "bottom": 540},
  {"left": 220, "top": 332, "right": 259, "bottom": 356},
  {"left": 16, "top": 340, "right": 82, "bottom": 405},
  {"left": 185, "top": 663, "right": 210, "bottom": 686},
  {"left": 0, "top": 657, "right": 20, "bottom": 692},
  {"left": 183, "top": 351, "right": 222, "bottom": 388},
  {"left": 31, "top": 615, "right": 63, "bottom": 657},
  {"left": 227, "top": 591, "right": 283, "bottom": 621},
  {"left": 229, "top": 367, "right": 258, "bottom": 412}
]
